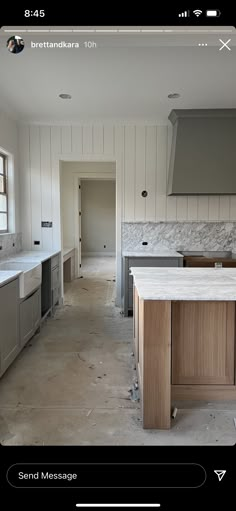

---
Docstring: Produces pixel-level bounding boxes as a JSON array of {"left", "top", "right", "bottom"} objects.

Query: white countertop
[
  {"left": 0, "top": 250, "right": 60, "bottom": 287},
  {"left": 5, "top": 250, "right": 60, "bottom": 263},
  {"left": 131, "top": 267, "right": 236, "bottom": 301},
  {"left": 123, "top": 250, "right": 183, "bottom": 258},
  {"left": 0, "top": 270, "right": 22, "bottom": 287},
  {"left": 63, "top": 247, "right": 74, "bottom": 257}
]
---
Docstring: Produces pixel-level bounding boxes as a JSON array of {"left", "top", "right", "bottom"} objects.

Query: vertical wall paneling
[
  {"left": 177, "top": 197, "right": 188, "bottom": 221},
  {"left": 82, "top": 125, "right": 93, "bottom": 154},
  {"left": 166, "top": 197, "right": 177, "bottom": 221},
  {"left": 124, "top": 126, "right": 135, "bottom": 221},
  {"left": 135, "top": 126, "right": 146, "bottom": 221},
  {"left": 51, "top": 126, "right": 62, "bottom": 249},
  {"left": 166, "top": 124, "right": 177, "bottom": 221},
  {"left": 40, "top": 126, "right": 52, "bottom": 250},
  {"left": 219, "top": 196, "right": 230, "bottom": 221},
  {"left": 209, "top": 196, "right": 220, "bottom": 221},
  {"left": 114, "top": 125, "right": 123, "bottom": 303},
  {"left": 155, "top": 126, "right": 167, "bottom": 221},
  {"left": 61, "top": 126, "right": 72, "bottom": 153},
  {"left": 71, "top": 126, "right": 82, "bottom": 153},
  {"left": 197, "top": 196, "right": 209, "bottom": 221},
  {"left": 104, "top": 125, "right": 114, "bottom": 155},
  {"left": 19, "top": 126, "right": 31, "bottom": 249},
  {"left": 145, "top": 126, "right": 156, "bottom": 221},
  {"left": 115, "top": 125, "right": 124, "bottom": 223},
  {"left": 187, "top": 197, "right": 198, "bottom": 221},
  {"left": 29, "top": 126, "right": 41, "bottom": 249},
  {"left": 230, "top": 196, "right": 236, "bottom": 221},
  {"left": 93, "top": 125, "right": 104, "bottom": 154}
]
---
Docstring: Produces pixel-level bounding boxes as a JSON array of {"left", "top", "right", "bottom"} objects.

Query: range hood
[{"left": 167, "top": 109, "right": 236, "bottom": 195}]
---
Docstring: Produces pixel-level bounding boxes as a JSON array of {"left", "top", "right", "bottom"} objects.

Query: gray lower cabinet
[
  {"left": 20, "top": 287, "right": 41, "bottom": 347},
  {"left": 122, "top": 256, "right": 183, "bottom": 316},
  {"left": 0, "top": 278, "right": 20, "bottom": 377}
]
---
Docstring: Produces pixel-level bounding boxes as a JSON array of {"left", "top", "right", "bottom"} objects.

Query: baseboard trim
[{"left": 82, "top": 252, "right": 116, "bottom": 257}]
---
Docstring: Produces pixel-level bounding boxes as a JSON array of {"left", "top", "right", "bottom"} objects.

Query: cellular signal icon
[{"left": 179, "top": 10, "right": 190, "bottom": 17}]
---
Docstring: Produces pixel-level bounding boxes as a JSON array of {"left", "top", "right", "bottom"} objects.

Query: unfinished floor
[{"left": 0, "top": 256, "right": 235, "bottom": 445}]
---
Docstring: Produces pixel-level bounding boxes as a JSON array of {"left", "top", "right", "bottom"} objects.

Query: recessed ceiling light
[
  {"left": 168, "top": 93, "right": 181, "bottom": 99},
  {"left": 59, "top": 93, "right": 72, "bottom": 99}
]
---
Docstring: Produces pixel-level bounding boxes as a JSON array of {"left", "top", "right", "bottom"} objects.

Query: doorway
[
  {"left": 60, "top": 161, "right": 116, "bottom": 289},
  {"left": 80, "top": 179, "right": 116, "bottom": 259}
]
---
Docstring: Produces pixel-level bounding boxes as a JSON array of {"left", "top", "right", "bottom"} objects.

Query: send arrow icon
[{"left": 214, "top": 470, "right": 226, "bottom": 482}]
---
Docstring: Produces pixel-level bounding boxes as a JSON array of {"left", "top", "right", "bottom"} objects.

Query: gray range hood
[{"left": 167, "top": 109, "right": 236, "bottom": 195}]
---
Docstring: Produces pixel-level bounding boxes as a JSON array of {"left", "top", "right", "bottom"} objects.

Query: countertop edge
[{"left": 0, "top": 271, "right": 22, "bottom": 288}]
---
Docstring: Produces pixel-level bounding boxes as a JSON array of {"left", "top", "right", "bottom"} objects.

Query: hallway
[{"left": 0, "top": 257, "right": 235, "bottom": 445}]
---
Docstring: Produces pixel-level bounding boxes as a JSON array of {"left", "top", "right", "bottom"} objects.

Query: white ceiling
[{"left": 0, "top": 35, "right": 236, "bottom": 122}]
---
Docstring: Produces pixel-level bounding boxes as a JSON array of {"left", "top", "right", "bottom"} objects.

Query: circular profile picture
[{"left": 7, "top": 35, "right": 25, "bottom": 54}]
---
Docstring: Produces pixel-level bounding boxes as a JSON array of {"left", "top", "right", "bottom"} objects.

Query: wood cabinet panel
[
  {"left": 172, "top": 301, "right": 235, "bottom": 385},
  {"left": 133, "top": 286, "right": 139, "bottom": 362},
  {"left": 141, "top": 300, "right": 171, "bottom": 429}
]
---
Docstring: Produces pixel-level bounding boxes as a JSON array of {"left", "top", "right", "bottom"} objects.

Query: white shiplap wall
[{"left": 19, "top": 122, "right": 236, "bottom": 252}]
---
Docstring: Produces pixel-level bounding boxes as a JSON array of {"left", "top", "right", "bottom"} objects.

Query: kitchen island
[{"left": 131, "top": 267, "right": 236, "bottom": 429}]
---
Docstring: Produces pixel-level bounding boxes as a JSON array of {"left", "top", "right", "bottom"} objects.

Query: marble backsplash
[
  {"left": 122, "top": 222, "right": 236, "bottom": 252},
  {"left": 0, "top": 233, "right": 22, "bottom": 258}
]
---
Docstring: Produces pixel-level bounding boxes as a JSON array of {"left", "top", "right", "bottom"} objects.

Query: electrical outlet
[
  {"left": 104, "top": 245, "right": 106, "bottom": 248},
  {"left": 34, "top": 241, "right": 40, "bottom": 245},
  {"left": 142, "top": 241, "right": 148, "bottom": 246}
]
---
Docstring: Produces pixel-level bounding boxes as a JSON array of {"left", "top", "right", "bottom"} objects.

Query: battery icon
[{"left": 206, "top": 10, "right": 221, "bottom": 17}]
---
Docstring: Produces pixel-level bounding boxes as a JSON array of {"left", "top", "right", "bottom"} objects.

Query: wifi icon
[{"left": 193, "top": 9, "right": 203, "bottom": 17}]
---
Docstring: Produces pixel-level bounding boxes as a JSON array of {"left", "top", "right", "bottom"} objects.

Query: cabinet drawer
[
  {"left": 20, "top": 288, "right": 41, "bottom": 347},
  {"left": 51, "top": 254, "right": 59, "bottom": 269},
  {"left": 128, "top": 257, "right": 179, "bottom": 268}
]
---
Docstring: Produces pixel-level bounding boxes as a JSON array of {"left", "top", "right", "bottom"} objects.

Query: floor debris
[
  {"left": 86, "top": 410, "right": 92, "bottom": 417},
  {"left": 171, "top": 407, "right": 178, "bottom": 419},
  {"left": 129, "top": 384, "right": 140, "bottom": 402}
]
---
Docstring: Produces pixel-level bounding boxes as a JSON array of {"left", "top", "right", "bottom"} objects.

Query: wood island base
[{"left": 133, "top": 286, "right": 236, "bottom": 429}]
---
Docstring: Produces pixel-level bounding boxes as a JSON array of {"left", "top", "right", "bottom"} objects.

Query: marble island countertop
[
  {"left": 131, "top": 267, "right": 236, "bottom": 301},
  {"left": 123, "top": 250, "right": 183, "bottom": 258}
]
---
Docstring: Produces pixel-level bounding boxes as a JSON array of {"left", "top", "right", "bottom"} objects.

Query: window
[{"left": 0, "top": 153, "right": 8, "bottom": 232}]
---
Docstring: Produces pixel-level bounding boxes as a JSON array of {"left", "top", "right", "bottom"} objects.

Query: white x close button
[{"left": 219, "top": 39, "right": 231, "bottom": 51}]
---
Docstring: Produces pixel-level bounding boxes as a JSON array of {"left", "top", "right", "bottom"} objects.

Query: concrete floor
[{"left": 0, "top": 256, "right": 236, "bottom": 445}]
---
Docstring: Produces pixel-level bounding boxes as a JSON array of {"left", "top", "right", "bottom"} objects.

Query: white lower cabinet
[
  {"left": 0, "top": 278, "right": 20, "bottom": 377},
  {"left": 0, "top": 252, "right": 61, "bottom": 378},
  {"left": 20, "top": 287, "right": 41, "bottom": 347}
]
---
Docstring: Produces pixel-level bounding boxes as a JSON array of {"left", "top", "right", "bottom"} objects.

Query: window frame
[{"left": 0, "top": 153, "right": 8, "bottom": 233}]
